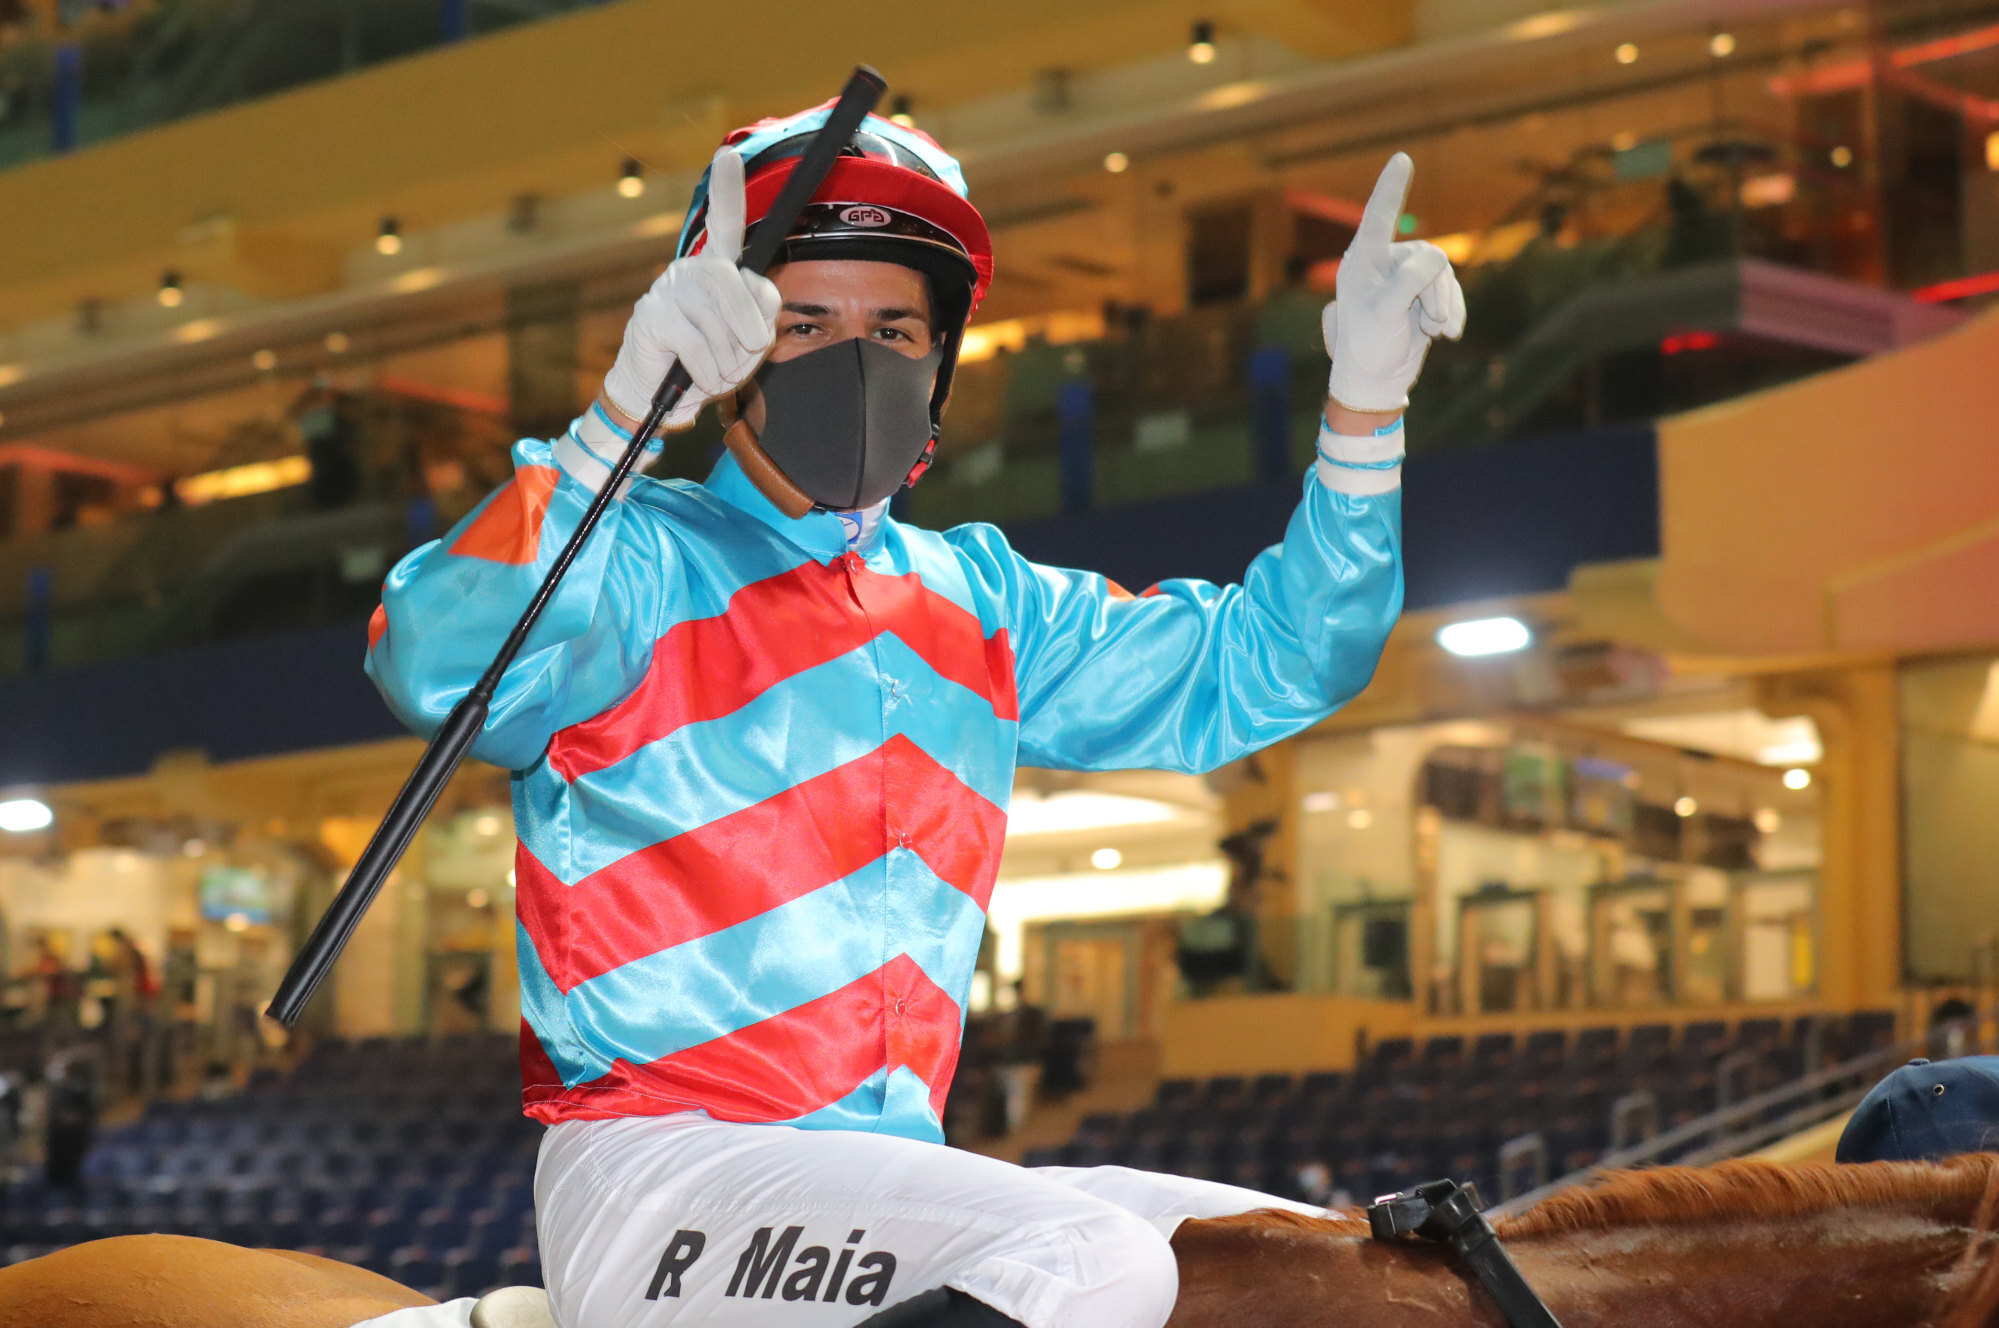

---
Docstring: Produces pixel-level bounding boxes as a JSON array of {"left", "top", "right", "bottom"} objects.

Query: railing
[
  {"left": 0, "top": 230, "right": 1952, "bottom": 679},
  {"left": 1487, "top": 1020, "right": 1988, "bottom": 1219}
]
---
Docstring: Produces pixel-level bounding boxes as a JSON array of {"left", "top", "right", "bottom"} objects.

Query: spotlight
[
  {"left": 1783, "top": 768, "right": 1812, "bottom": 790},
  {"left": 0, "top": 798, "right": 51, "bottom": 833},
  {"left": 1437, "top": 616, "right": 1531, "bottom": 657},
  {"left": 889, "top": 94, "right": 916, "bottom": 129},
  {"left": 1709, "top": 31, "right": 1736, "bottom": 57},
  {"left": 1104, "top": 151, "right": 1130, "bottom": 173},
  {"left": 1189, "top": 19, "right": 1217, "bottom": 64},
  {"left": 1091, "top": 847, "right": 1123, "bottom": 870},
  {"left": 157, "top": 271, "right": 183, "bottom": 308},
  {"left": 617, "top": 158, "right": 645, "bottom": 199},
  {"left": 1615, "top": 41, "right": 1639, "bottom": 63},
  {"left": 375, "top": 217, "right": 402, "bottom": 256}
]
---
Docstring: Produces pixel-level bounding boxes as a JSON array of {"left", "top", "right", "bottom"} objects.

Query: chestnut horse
[{"left": 5, "top": 1156, "right": 1999, "bottom": 1328}]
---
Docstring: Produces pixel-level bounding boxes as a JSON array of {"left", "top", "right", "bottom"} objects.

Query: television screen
[{"left": 199, "top": 866, "right": 273, "bottom": 924}]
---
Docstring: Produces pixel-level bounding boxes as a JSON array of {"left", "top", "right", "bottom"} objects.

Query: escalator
[{"left": 1411, "top": 256, "right": 1964, "bottom": 451}]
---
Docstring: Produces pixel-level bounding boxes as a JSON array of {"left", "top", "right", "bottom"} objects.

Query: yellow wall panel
[{"left": 1654, "top": 309, "right": 1999, "bottom": 657}]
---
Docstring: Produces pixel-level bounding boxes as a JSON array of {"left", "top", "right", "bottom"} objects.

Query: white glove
[
  {"left": 600, "top": 148, "right": 781, "bottom": 433},
  {"left": 1324, "top": 153, "right": 1467, "bottom": 413}
]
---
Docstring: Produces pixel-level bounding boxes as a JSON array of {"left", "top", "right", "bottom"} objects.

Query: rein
[{"left": 1367, "top": 1179, "right": 1564, "bottom": 1328}]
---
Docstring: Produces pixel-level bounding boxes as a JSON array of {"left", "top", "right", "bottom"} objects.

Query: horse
[{"left": 5, "top": 1156, "right": 1998, "bottom": 1328}]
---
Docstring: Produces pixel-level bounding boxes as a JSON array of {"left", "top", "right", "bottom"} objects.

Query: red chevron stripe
[
  {"left": 546, "top": 556, "right": 1018, "bottom": 783},
  {"left": 520, "top": 954, "right": 963, "bottom": 1125},
  {"left": 515, "top": 735, "right": 1005, "bottom": 992}
]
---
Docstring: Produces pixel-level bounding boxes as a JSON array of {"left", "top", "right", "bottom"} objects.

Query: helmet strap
[{"left": 717, "top": 392, "right": 816, "bottom": 519}]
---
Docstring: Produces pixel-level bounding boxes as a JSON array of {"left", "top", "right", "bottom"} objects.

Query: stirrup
[{"left": 469, "top": 1286, "right": 558, "bottom": 1328}]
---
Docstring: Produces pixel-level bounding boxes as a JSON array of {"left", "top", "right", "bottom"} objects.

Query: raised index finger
[
  {"left": 1354, "top": 152, "right": 1414, "bottom": 253},
  {"left": 703, "top": 148, "right": 746, "bottom": 264}
]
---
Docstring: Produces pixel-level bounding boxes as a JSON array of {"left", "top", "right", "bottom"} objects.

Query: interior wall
[{"left": 1900, "top": 653, "right": 1999, "bottom": 981}]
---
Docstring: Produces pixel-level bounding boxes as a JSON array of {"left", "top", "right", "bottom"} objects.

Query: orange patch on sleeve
[
  {"left": 367, "top": 603, "right": 389, "bottom": 651},
  {"left": 1104, "top": 579, "right": 1135, "bottom": 601},
  {"left": 450, "top": 465, "right": 562, "bottom": 565},
  {"left": 1139, "top": 584, "right": 1166, "bottom": 598}
]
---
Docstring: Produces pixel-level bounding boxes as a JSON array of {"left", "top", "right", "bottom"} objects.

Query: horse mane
[
  {"left": 1499, "top": 1154, "right": 1999, "bottom": 1240},
  {"left": 1217, "top": 1154, "right": 1999, "bottom": 1241}
]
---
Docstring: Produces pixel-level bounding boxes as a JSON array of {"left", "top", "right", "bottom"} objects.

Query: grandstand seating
[
  {"left": 0, "top": 1033, "right": 542, "bottom": 1300},
  {"left": 1022, "top": 1013, "right": 1897, "bottom": 1205},
  {"left": 0, "top": 1012, "right": 1904, "bottom": 1293}
]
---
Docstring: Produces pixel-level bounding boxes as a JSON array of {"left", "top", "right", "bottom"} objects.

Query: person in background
[
  {"left": 31, "top": 934, "right": 77, "bottom": 1032},
  {"left": 1291, "top": 1158, "right": 1335, "bottom": 1208},
  {"left": 0, "top": 1069, "right": 21, "bottom": 1181},
  {"left": 293, "top": 376, "right": 364, "bottom": 510},
  {"left": 42, "top": 1050, "right": 97, "bottom": 1189},
  {"left": 1254, "top": 255, "right": 1329, "bottom": 358}
]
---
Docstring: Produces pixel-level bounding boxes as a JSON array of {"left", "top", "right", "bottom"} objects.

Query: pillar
[{"left": 1757, "top": 664, "right": 1902, "bottom": 1011}]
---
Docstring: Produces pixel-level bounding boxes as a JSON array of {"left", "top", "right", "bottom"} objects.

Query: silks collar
[{"left": 701, "top": 451, "right": 885, "bottom": 560}]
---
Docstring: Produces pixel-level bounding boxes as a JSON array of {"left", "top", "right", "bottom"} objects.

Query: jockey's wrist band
[
  {"left": 1315, "top": 415, "right": 1403, "bottom": 496},
  {"left": 559, "top": 403, "right": 659, "bottom": 499}
]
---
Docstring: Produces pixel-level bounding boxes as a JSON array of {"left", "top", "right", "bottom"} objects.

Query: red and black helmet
[{"left": 677, "top": 104, "right": 994, "bottom": 490}]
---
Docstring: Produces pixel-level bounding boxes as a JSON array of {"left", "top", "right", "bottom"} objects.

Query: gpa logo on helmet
[{"left": 840, "top": 205, "right": 892, "bottom": 228}]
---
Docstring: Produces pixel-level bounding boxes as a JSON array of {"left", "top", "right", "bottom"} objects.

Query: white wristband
[
  {"left": 1314, "top": 415, "right": 1403, "bottom": 496},
  {"left": 554, "top": 403, "right": 655, "bottom": 499}
]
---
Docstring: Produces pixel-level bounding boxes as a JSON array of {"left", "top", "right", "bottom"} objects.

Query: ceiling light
[
  {"left": 1008, "top": 790, "right": 1178, "bottom": 837},
  {"left": 1189, "top": 19, "right": 1217, "bottom": 64},
  {"left": 224, "top": 912, "right": 251, "bottom": 933},
  {"left": 1615, "top": 42, "right": 1639, "bottom": 64},
  {"left": 251, "top": 348, "right": 276, "bottom": 372},
  {"left": 617, "top": 158, "right": 645, "bottom": 199},
  {"left": 1674, "top": 796, "right": 1698, "bottom": 818},
  {"left": 474, "top": 813, "right": 503, "bottom": 836},
  {"left": 1709, "top": 31, "right": 1736, "bottom": 57},
  {"left": 1831, "top": 145, "right": 1854, "bottom": 168},
  {"left": 324, "top": 330, "right": 351, "bottom": 354},
  {"left": 375, "top": 216, "right": 402, "bottom": 256},
  {"left": 1347, "top": 808, "right": 1374, "bottom": 829},
  {"left": 1783, "top": 767, "right": 1813, "bottom": 790},
  {"left": 1302, "top": 791, "right": 1341, "bottom": 813},
  {"left": 1437, "top": 616, "right": 1531, "bottom": 657},
  {"left": 157, "top": 270, "right": 183, "bottom": 308},
  {"left": 1091, "top": 847, "right": 1123, "bottom": 870},
  {"left": 0, "top": 798, "right": 51, "bottom": 833},
  {"left": 1754, "top": 808, "right": 1781, "bottom": 833},
  {"left": 1104, "top": 151, "right": 1130, "bottom": 173},
  {"left": 1758, "top": 737, "right": 1822, "bottom": 766},
  {"left": 467, "top": 887, "right": 491, "bottom": 908},
  {"left": 889, "top": 95, "right": 916, "bottom": 129}
]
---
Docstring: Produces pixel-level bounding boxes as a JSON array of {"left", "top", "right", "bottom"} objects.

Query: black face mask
[{"left": 751, "top": 338, "right": 943, "bottom": 512}]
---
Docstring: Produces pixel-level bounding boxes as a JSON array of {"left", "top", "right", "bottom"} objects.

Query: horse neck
[{"left": 1168, "top": 1205, "right": 1995, "bottom": 1328}]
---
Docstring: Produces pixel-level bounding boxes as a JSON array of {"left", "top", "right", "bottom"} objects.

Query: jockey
[{"left": 365, "top": 101, "right": 1463, "bottom": 1328}]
